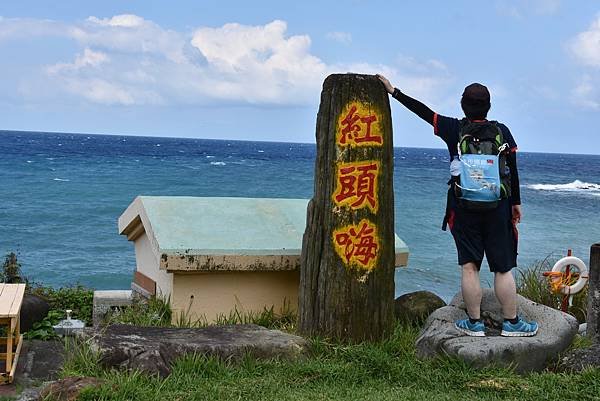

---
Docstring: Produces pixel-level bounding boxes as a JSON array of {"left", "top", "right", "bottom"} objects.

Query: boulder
[
  {"left": 416, "top": 288, "right": 578, "bottom": 373},
  {"left": 91, "top": 324, "right": 308, "bottom": 377},
  {"left": 20, "top": 294, "right": 50, "bottom": 333},
  {"left": 394, "top": 291, "right": 446, "bottom": 324},
  {"left": 15, "top": 340, "right": 64, "bottom": 386},
  {"left": 39, "top": 377, "right": 104, "bottom": 401}
]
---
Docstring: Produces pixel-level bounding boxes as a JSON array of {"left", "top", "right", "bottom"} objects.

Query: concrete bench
[{"left": 92, "top": 290, "right": 133, "bottom": 327}]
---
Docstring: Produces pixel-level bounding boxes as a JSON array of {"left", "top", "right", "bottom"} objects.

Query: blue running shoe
[
  {"left": 501, "top": 316, "right": 538, "bottom": 337},
  {"left": 454, "top": 318, "right": 486, "bottom": 337}
]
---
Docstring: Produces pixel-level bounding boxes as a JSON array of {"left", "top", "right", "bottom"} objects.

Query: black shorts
[{"left": 447, "top": 198, "right": 518, "bottom": 273}]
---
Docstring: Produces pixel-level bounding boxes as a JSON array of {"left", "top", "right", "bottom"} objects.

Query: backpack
[{"left": 453, "top": 120, "right": 511, "bottom": 210}]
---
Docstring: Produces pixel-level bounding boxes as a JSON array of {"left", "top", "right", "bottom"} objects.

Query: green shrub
[
  {"left": 29, "top": 285, "right": 94, "bottom": 326},
  {"left": 516, "top": 255, "right": 588, "bottom": 323},
  {"left": 1, "top": 252, "right": 24, "bottom": 283}
]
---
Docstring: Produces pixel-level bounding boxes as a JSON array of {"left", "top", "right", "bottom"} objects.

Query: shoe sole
[
  {"left": 455, "top": 324, "right": 485, "bottom": 337},
  {"left": 500, "top": 328, "right": 538, "bottom": 337}
]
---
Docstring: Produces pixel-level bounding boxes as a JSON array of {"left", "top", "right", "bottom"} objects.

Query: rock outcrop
[
  {"left": 92, "top": 324, "right": 308, "bottom": 377},
  {"left": 416, "top": 289, "right": 578, "bottom": 373}
]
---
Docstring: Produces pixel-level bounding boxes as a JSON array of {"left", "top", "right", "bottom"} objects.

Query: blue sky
[{"left": 1, "top": 0, "right": 599, "bottom": 153}]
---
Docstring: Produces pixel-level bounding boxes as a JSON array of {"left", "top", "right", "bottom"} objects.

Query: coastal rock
[
  {"left": 15, "top": 340, "right": 64, "bottom": 386},
  {"left": 394, "top": 291, "right": 446, "bottom": 324},
  {"left": 415, "top": 288, "right": 578, "bottom": 373},
  {"left": 20, "top": 295, "right": 50, "bottom": 333},
  {"left": 92, "top": 324, "right": 308, "bottom": 377},
  {"left": 39, "top": 377, "right": 104, "bottom": 401}
]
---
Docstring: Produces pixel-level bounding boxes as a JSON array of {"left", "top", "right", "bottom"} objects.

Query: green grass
[
  {"left": 56, "top": 322, "right": 600, "bottom": 401},
  {"left": 104, "top": 296, "right": 297, "bottom": 332}
]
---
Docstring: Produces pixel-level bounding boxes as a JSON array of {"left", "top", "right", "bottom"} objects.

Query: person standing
[{"left": 377, "top": 74, "right": 537, "bottom": 337}]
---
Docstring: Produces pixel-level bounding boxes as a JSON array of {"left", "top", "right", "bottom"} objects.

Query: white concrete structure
[{"left": 119, "top": 196, "right": 409, "bottom": 323}]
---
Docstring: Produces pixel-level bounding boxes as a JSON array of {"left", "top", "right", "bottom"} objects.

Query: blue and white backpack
[{"left": 454, "top": 120, "right": 511, "bottom": 209}]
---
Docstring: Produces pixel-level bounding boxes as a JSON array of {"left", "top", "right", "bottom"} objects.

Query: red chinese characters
[
  {"left": 334, "top": 161, "right": 379, "bottom": 212},
  {"left": 338, "top": 104, "right": 382, "bottom": 146},
  {"left": 333, "top": 220, "right": 379, "bottom": 269}
]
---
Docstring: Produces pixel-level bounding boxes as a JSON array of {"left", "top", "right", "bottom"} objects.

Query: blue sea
[{"left": 1, "top": 130, "right": 599, "bottom": 301}]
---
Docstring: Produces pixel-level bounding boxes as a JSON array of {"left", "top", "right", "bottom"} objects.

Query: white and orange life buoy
[{"left": 550, "top": 256, "right": 588, "bottom": 295}]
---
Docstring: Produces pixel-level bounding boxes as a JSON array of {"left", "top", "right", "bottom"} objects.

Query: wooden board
[
  {"left": 0, "top": 284, "right": 25, "bottom": 317},
  {"left": 0, "top": 284, "right": 25, "bottom": 385}
]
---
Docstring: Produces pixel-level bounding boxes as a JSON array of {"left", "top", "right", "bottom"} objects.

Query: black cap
[{"left": 462, "top": 83, "right": 490, "bottom": 104}]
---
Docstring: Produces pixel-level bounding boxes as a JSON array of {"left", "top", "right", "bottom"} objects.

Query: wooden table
[{"left": 0, "top": 283, "right": 25, "bottom": 385}]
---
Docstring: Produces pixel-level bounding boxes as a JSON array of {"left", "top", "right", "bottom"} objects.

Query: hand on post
[{"left": 376, "top": 74, "right": 394, "bottom": 94}]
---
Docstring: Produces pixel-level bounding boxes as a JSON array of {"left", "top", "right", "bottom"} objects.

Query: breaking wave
[{"left": 528, "top": 180, "right": 600, "bottom": 195}]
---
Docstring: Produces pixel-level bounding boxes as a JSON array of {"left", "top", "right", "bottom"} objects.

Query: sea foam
[{"left": 528, "top": 180, "right": 600, "bottom": 193}]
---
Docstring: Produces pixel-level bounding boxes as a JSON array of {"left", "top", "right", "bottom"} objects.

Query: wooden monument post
[
  {"left": 587, "top": 243, "right": 600, "bottom": 342},
  {"left": 299, "top": 74, "right": 395, "bottom": 342}
]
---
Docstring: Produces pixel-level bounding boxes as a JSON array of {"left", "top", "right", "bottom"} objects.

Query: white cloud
[
  {"left": 87, "top": 14, "right": 145, "bottom": 28},
  {"left": 572, "top": 75, "right": 600, "bottom": 110},
  {"left": 5, "top": 15, "right": 453, "bottom": 107},
  {"left": 46, "top": 48, "right": 109, "bottom": 74},
  {"left": 569, "top": 15, "right": 600, "bottom": 110},
  {"left": 569, "top": 15, "right": 600, "bottom": 68},
  {"left": 496, "top": 0, "right": 560, "bottom": 18},
  {"left": 326, "top": 31, "right": 352, "bottom": 45},
  {"left": 190, "top": 20, "right": 328, "bottom": 103}
]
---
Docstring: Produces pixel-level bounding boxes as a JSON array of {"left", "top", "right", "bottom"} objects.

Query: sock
[
  {"left": 504, "top": 316, "right": 519, "bottom": 324},
  {"left": 468, "top": 317, "right": 481, "bottom": 324}
]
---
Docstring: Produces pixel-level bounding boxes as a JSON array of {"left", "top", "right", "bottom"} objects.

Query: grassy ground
[{"left": 56, "top": 322, "right": 600, "bottom": 401}]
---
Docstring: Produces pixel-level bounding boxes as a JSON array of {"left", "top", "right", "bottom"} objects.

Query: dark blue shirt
[{"left": 433, "top": 114, "right": 518, "bottom": 159}]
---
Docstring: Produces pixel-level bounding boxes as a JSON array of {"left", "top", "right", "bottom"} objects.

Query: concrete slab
[
  {"left": 119, "top": 196, "right": 409, "bottom": 271},
  {"left": 93, "top": 290, "right": 132, "bottom": 327}
]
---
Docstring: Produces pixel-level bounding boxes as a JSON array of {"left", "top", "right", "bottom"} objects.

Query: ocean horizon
[{"left": 2, "top": 129, "right": 599, "bottom": 301}]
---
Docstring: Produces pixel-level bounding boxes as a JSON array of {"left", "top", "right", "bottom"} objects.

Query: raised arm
[{"left": 376, "top": 74, "right": 435, "bottom": 126}]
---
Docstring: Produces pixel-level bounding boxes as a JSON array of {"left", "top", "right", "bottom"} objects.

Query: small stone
[
  {"left": 39, "top": 377, "right": 104, "bottom": 401},
  {"left": 415, "top": 288, "right": 579, "bottom": 373},
  {"left": 578, "top": 322, "right": 587, "bottom": 336},
  {"left": 394, "top": 291, "right": 446, "bottom": 324}
]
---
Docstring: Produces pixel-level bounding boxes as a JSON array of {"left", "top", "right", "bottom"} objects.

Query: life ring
[{"left": 551, "top": 256, "right": 588, "bottom": 295}]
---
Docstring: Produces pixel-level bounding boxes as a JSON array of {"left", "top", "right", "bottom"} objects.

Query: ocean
[{"left": 1, "top": 130, "right": 599, "bottom": 301}]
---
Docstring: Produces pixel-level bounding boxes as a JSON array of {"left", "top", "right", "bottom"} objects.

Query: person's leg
[
  {"left": 494, "top": 271, "right": 517, "bottom": 319},
  {"left": 462, "top": 262, "right": 482, "bottom": 319},
  {"left": 484, "top": 200, "right": 537, "bottom": 336}
]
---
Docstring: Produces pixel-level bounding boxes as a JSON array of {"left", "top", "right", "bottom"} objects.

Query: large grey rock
[
  {"left": 416, "top": 289, "right": 578, "bottom": 373},
  {"left": 92, "top": 324, "right": 308, "bottom": 377},
  {"left": 20, "top": 294, "right": 50, "bottom": 333},
  {"left": 394, "top": 291, "right": 446, "bottom": 324},
  {"left": 15, "top": 340, "right": 64, "bottom": 386}
]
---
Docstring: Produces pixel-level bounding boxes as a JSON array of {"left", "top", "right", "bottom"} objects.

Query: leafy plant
[
  {"left": 28, "top": 285, "right": 94, "bottom": 325},
  {"left": 24, "top": 310, "right": 64, "bottom": 340}
]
